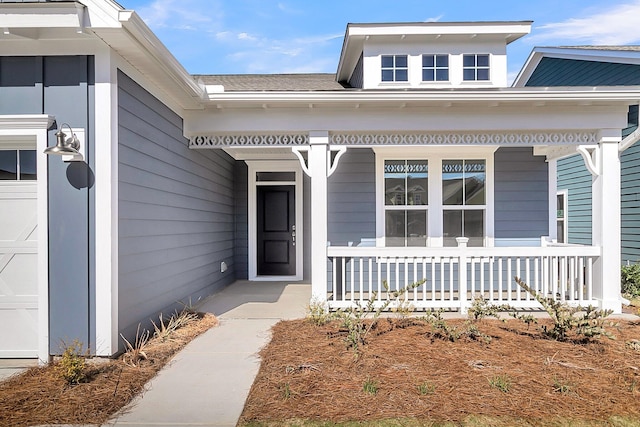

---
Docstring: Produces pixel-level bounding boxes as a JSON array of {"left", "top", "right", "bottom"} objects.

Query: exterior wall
[
  {"left": 117, "top": 71, "right": 235, "bottom": 343},
  {"left": 361, "top": 40, "right": 508, "bottom": 89},
  {"left": 0, "top": 55, "right": 95, "bottom": 355},
  {"left": 494, "top": 147, "right": 549, "bottom": 243},
  {"left": 328, "top": 148, "right": 376, "bottom": 246},
  {"left": 348, "top": 53, "right": 364, "bottom": 89},
  {"left": 525, "top": 57, "right": 640, "bottom": 86},
  {"left": 557, "top": 154, "right": 592, "bottom": 245},
  {"left": 622, "top": 141, "right": 640, "bottom": 263}
]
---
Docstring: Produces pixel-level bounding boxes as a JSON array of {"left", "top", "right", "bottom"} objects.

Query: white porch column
[
  {"left": 592, "top": 132, "right": 621, "bottom": 313},
  {"left": 309, "top": 131, "right": 329, "bottom": 301}
]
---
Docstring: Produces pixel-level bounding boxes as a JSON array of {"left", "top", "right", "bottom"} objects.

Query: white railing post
[{"left": 456, "top": 237, "right": 469, "bottom": 313}]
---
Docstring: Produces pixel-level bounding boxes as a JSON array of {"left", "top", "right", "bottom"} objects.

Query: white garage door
[{"left": 0, "top": 148, "right": 38, "bottom": 358}]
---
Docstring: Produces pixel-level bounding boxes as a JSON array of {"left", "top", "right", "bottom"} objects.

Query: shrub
[
  {"left": 621, "top": 263, "right": 640, "bottom": 297},
  {"left": 306, "top": 298, "right": 331, "bottom": 326},
  {"left": 514, "top": 277, "right": 615, "bottom": 341},
  {"left": 56, "top": 340, "right": 86, "bottom": 385}
]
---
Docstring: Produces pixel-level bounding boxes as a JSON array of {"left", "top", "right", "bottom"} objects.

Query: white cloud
[
  {"left": 277, "top": 2, "right": 303, "bottom": 15},
  {"left": 136, "top": 0, "right": 221, "bottom": 30},
  {"left": 425, "top": 15, "right": 443, "bottom": 23},
  {"left": 531, "top": 1, "right": 640, "bottom": 45}
]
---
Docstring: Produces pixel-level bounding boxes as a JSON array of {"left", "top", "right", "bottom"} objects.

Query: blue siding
[
  {"left": 526, "top": 57, "right": 640, "bottom": 86},
  {"left": 494, "top": 147, "right": 549, "bottom": 240},
  {"left": 557, "top": 155, "right": 592, "bottom": 245},
  {"left": 0, "top": 56, "right": 96, "bottom": 355},
  {"left": 622, "top": 141, "right": 640, "bottom": 262},
  {"left": 328, "top": 148, "right": 376, "bottom": 246},
  {"left": 117, "top": 71, "right": 235, "bottom": 346}
]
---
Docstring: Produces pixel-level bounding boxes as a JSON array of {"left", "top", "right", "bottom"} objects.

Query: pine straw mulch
[
  {"left": 240, "top": 317, "right": 640, "bottom": 425},
  {"left": 0, "top": 312, "right": 218, "bottom": 427}
]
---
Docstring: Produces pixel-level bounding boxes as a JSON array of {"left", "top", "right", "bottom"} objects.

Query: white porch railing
[{"left": 326, "top": 245, "right": 601, "bottom": 311}]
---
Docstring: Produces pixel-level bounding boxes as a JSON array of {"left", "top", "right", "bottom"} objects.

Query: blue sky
[{"left": 118, "top": 0, "right": 640, "bottom": 82}]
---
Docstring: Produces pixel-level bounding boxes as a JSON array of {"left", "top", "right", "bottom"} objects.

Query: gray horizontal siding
[
  {"left": 526, "top": 57, "right": 640, "bottom": 86},
  {"left": 118, "top": 71, "right": 235, "bottom": 344},
  {"left": 622, "top": 141, "right": 640, "bottom": 262},
  {"left": 328, "top": 148, "right": 376, "bottom": 246},
  {"left": 494, "top": 147, "right": 549, "bottom": 239},
  {"left": 557, "top": 154, "right": 592, "bottom": 245}
]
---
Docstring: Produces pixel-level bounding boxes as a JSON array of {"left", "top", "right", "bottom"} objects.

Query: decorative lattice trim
[
  {"left": 189, "top": 134, "right": 308, "bottom": 148},
  {"left": 330, "top": 131, "right": 598, "bottom": 146}
]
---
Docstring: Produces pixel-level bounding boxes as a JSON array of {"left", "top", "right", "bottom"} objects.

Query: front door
[{"left": 257, "top": 185, "right": 296, "bottom": 276}]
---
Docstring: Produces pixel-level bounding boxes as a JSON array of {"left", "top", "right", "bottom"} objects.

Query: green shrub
[
  {"left": 621, "top": 263, "right": 640, "bottom": 297},
  {"left": 56, "top": 340, "right": 86, "bottom": 385}
]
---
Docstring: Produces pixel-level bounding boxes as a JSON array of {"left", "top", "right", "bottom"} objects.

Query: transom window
[
  {"left": 442, "top": 160, "right": 486, "bottom": 246},
  {"left": 381, "top": 55, "right": 408, "bottom": 82},
  {"left": 384, "top": 160, "right": 428, "bottom": 246},
  {"left": 463, "top": 54, "right": 490, "bottom": 81},
  {"left": 422, "top": 54, "right": 449, "bottom": 82},
  {"left": 0, "top": 150, "right": 36, "bottom": 181}
]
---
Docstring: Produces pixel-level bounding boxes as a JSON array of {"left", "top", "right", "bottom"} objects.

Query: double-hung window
[
  {"left": 463, "top": 54, "right": 490, "bottom": 81},
  {"left": 422, "top": 54, "right": 449, "bottom": 82},
  {"left": 384, "top": 160, "right": 428, "bottom": 246},
  {"left": 0, "top": 149, "right": 37, "bottom": 181},
  {"left": 442, "top": 160, "right": 486, "bottom": 246},
  {"left": 381, "top": 55, "right": 408, "bottom": 82}
]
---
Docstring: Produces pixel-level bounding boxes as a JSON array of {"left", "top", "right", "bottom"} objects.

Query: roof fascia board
[
  {"left": 205, "top": 88, "right": 640, "bottom": 106},
  {"left": 345, "top": 21, "right": 532, "bottom": 41},
  {"left": 117, "top": 10, "right": 205, "bottom": 105},
  {"left": 0, "top": 2, "right": 86, "bottom": 29}
]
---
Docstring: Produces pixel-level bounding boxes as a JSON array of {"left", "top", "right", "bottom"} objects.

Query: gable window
[
  {"left": 422, "top": 54, "right": 449, "bottom": 82},
  {"left": 0, "top": 150, "right": 37, "bottom": 181},
  {"left": 384, "top": 160, "right": 428, "bottom": 246},
  {"left": 381, "top": 55, "right": 408, "bottom": 82},
  {"left": 442, "top": 160, "right": 486, "bottom": 246},
  {"left": 463, "top": 54, "right": 490, "bottom": 81}
]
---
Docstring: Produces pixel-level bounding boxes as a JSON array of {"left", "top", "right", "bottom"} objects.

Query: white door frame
[
  {"left": 247, "top": 160, "right": 303, "bottom": 281},
  {"left": 0, "top": 115, "right": 53, "bottom": 363}
]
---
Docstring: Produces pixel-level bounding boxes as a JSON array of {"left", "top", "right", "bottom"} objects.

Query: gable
[{"left": 525, "top": 57, "right": 640, "bottom": 86}]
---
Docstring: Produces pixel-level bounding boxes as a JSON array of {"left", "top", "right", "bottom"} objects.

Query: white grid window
[
  {"left": 463, "top": 54, "right": 490, "bottom": 81},
  {"left": 422, "top": 54, "right": 449, "bottom": 82},
  {"left": 381, "top": 55, "right": 408, "bottom": 82}
]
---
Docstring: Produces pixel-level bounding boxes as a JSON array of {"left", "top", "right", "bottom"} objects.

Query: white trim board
[{"left": 247, "top": 160, "right": 304, "bottom": 281}]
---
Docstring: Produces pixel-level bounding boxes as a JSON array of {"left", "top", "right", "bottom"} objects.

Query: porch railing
[{"left": 326, "top": 245, "right": 601, "bottom": 311}]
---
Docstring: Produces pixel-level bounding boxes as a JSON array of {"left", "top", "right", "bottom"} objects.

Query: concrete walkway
[{"left": 108, "top": 281, "right": 310, "bottom": 427}]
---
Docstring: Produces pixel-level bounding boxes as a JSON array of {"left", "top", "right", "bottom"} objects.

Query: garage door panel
[
  {"left": 0, "top": 306, "right": 37, "bottom": 358},
  {"left": 0, "top": 253, "right": 38, "bottom": 295},
  {"left": 0, "top": 182, "right": 38, "bottom": 358}
]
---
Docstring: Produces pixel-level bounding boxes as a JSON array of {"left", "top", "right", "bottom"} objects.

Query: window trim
[
  {"left": 462, "top": 53, "right": 491, "bottom": 81},
  {"left": 380, "top": 54, "right": 409, "bottom": 82},
  {"left": 421, "top": 54, "right": 449, "bottom": 82},
  {"left": 556, "top": 189, "right": 568, "bottom": 244},
  {"left": 374, "top": 147, "right": 496, "bottom": 248}
]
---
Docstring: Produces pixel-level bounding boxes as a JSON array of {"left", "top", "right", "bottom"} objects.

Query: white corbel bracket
[
  {"left": 577, "top": 145, "right": 600, "bottom": 177},
  {"left": 292, "top": 146, "right": 347, "bottom": 177}
]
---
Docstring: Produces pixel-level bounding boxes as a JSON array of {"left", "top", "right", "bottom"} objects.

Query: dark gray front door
[{"left": 257, "top": 185, "right": 295, "bottom": 276}]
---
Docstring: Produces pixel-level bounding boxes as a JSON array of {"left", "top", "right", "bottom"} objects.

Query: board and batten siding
[
  {"left": 557, "top": 154, "right": 592, "bottom": 245},
  {"left": 117, "top": 71, "right": 235, "bottom": 342},
  {"left": 494, "top": 147, "right": 549, "bottom": 243},
  {"left": 0, "top": 55, "right": 96, "bottom": 355},
  {"left": 622, "top": 141, "right": 640, "bottom": 263},
  {"left": 328, "top": 148, "right": 376, "bottom": 246}
]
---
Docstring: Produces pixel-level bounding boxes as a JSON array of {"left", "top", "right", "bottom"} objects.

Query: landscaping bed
[
  {"left": 0, "top": 311, "right": 218, "bottom": 427},
  {"left": 240, "top": 316, "right": 640, "bottom": 426}
]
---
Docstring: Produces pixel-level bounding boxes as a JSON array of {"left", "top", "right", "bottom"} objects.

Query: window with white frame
[
  {"left": 0, "top": 149, "right": 37, "bottom": 181},
  {"left": 422, "top": 54, "right": 449, "bottom": 82},
  {"left": 442, "top": 160, "right": 486, "bottom": 247},
  {"left": 463, "top": 54, "right": 490, "bottom": 81},
  {"left": 384, "top": 160, "right": 428, "bottom": 246},
  {"left": 381, "top": 55, "right": 408, "bottom": 82},
  {"left": 556, "top": 190, "right": 568, "bottom": 244}
]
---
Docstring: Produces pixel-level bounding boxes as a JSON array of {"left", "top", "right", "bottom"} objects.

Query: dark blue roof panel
[{"left": 525, "top": 57, "right": 640, "bottom": 86}]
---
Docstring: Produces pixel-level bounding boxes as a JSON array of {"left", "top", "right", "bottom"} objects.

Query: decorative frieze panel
[
  {"left": 189, "top": 133, "right": 308, "bottom": 148},
  {"left": 330, "top": 131, "right": 599, "bottom": 146},
  {"left": 189, "top": 131, "right": 600, "bottom": 148}
]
